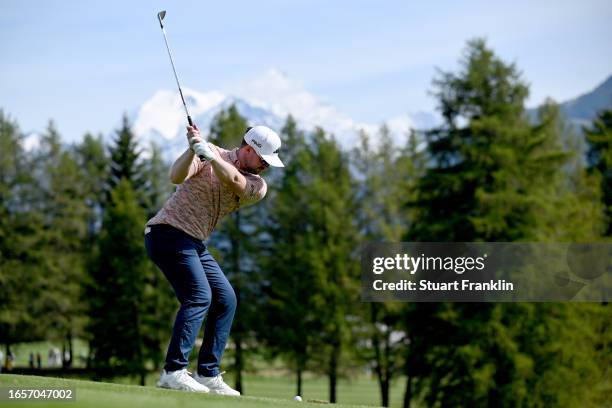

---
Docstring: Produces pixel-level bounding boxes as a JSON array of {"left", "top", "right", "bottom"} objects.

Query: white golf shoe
[
  {"left": 157, "top": 368, "right": 210, "bottom": 393},
  {"left": 193, "top": 372, "right": 241, "bottom": 396}
]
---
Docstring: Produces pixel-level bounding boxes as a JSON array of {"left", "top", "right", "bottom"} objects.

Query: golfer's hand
[{"left": 186, "top": 125, "right": 215, "bottom": 161}]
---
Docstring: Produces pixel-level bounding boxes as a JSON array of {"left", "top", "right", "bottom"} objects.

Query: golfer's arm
[
  {"left": 210, "top": 159, "right": 248, "bottom": 196},
  {"left": 169, "top": 148, "right": 198, "bottom": 184}
]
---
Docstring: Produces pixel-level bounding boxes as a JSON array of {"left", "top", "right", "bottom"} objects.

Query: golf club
[{"left": 157, "top": 10, "right": 206, "bottom": 161}]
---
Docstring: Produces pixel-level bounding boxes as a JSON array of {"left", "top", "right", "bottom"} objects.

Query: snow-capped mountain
[
  {"left": 131, "top": 69, "right": 434, "bottom": 161},
  {"left": 132, "top": 88, "right": 288, "bottom": 160}
]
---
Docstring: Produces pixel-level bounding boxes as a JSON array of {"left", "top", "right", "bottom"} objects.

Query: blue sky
[{"left": 1, "top": 0, "right": 611, "bottom": 143}]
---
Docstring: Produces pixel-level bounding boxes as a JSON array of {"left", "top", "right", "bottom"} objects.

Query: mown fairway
[
  {"left": 0, "top": 374, "right": 383, "bottom": 408},
  {"left": 110, "top": 371, "right": 407, "bottom": 407}
]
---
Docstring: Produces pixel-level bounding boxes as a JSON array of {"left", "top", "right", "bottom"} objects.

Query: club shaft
[{"left": 160, "top": 27, "right": 192, "bottom": 124}]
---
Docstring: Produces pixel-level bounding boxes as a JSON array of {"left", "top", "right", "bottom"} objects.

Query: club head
[{"left": 157, "top": 10, "right": 166, "bottom": 28}]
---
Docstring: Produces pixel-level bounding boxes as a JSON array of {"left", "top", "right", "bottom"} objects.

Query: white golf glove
[
  {"left": 191, "top": 139, "right": 215, "bottom": 161},
  {"left": 186, "top": 125, "right": 215, "bottom": 162}
]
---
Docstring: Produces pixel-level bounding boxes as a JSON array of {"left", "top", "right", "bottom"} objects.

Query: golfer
[{"left": 144, "top": 125, "right": 284, "bottom": 395}]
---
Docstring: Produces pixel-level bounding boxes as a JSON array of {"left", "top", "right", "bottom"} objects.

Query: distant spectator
[
  {"left": 79, "top": 351, "right": 87, "bottom": 365},
  {"left": 29, "top": 352, "right": 34, "bottom": 369},
  {"left": 36, "top": 353, "right": 42, "bottom": 369},
  {"left": 0, "top": 349, "right": 3, "bottom": 373},
  {"left": 63, "top": 350, "right": 71, "bottom": 367},
  {"left": 48, "top": 348, "right": 61, "bottom": 367},
  {"left": 7, "top": 352, "right": 14, "bottom": 370},
  {"left": 53, "top": 348, "right": 61, "bottom": 367},
  {"left": 47, "top": 348, "right": 59, "bottom": 367}
]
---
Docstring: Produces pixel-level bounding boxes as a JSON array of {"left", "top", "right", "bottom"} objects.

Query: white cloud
[{"left": 231, "top": 69, "right": 365, "bottom": 140}]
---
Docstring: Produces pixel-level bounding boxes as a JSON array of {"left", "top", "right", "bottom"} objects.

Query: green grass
[
  {"left": 0, "top": 374, "right": 378, "bottom": 408},
  {"left": 237, "top": 374, "right": 406, "bottom": 407},
  {"left": 109, "top": 371, "right": 407, "bottom": 407},
  {"left": 6, "top": 340, "right": 409, "bottom": 407}
]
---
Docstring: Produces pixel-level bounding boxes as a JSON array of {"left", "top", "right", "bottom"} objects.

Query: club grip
[{"left": 187, "top": 116, "right": 205, "bottom": 160}]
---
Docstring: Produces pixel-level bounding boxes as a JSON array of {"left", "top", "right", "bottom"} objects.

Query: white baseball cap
[{"left": 244, "top": 126, "right": 284, "bottom": 167}]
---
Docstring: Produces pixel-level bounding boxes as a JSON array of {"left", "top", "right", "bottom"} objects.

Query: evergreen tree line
[{"left": 1, "top": 39, "right": 610, "bottom": 406}]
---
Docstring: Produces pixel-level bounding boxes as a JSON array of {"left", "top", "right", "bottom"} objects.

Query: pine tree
[
  {"left": 86, "top": 115, "right": 158, "bottom": 384},
  {"left": 408, "top": 39, "right": 568, "bottom": 242},
  {"left": 401, "top": 39, "right": 608, "bottom": 407},
  {"left": 0, "top": 111, "right": 45, "bottom": 358},
  {"left": 260, "top": 115, "right": 319, "bottom": 396},
  {"left": 107, "top": 114, "right": 146, "bottom": 202},
  {"left": 303, "top": 128, "right": 359, "bottom": 403},
  {"left": 141, "top": 142, "right": 173, "bottom": 219},
  {"left": 351, "top": 126, "right": 424, "bottom": 407},
  {"left": 533, "top": 100, "right": 604, "bottom": 241},
  {"left": 30, "top": 121, "right": 90, "bottom": 367},
  {"left": 585, "top": 108, "right": 612, "bottom": 236},
  {"left": 73, "top": 133, "right": 111, "bottom": 368},
  {"left": 208, "top": 104, "right": 249, "bottom": 145},
  {"left": 260, "top": 122, "right": 359, "bottom": 402},
  {"left": 87, "top": 179, "right": 150, "bottom": 382},
  {"left": 73, "top": 132, "right": 109, "bottom": 240}
]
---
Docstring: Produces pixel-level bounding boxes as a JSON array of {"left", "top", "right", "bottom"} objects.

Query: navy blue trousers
[{"left": 145, "top": 224, "right": 236, "bottom": 376}]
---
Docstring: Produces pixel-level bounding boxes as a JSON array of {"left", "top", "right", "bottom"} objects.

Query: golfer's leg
[
  {"left": 145, "top": 226, "right": 212, "bottom": 372},
  {"left": 197, "top": 248, "right": 237, "bottom": 377}
]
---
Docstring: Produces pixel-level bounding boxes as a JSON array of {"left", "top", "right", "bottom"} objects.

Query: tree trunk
[
  {"left": 382, "top": 327, "right": 391, "bottom": 407},
  {"left": 329, "top": 342, "right": 339, "bottom": 403},
  {"left": 371, "top": 303, "right": 391, "bottom": 407},
  {"left": 296, "top": 366, "right": 303, "bottom": 397},
  {"left": 403, "top": 374, "right": 413, "bottom": 408},
  {"left": 381, "top": 377, "right": 390, "bottom": 407},
  {"left": 67, "top": 329, "right": 73, "bottom": 368},
  {"left": 62, "top": 341, "right": 67, "bottom": 370}
]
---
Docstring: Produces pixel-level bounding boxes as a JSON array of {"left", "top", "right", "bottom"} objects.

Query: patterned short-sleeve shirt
[{"left": 146, "top": 144, "right": 267, "bottom": 241}]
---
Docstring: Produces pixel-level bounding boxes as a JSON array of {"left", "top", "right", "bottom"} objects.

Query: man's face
[{"left": 242, "top": 146, "right": 269, "bottom": 175}]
